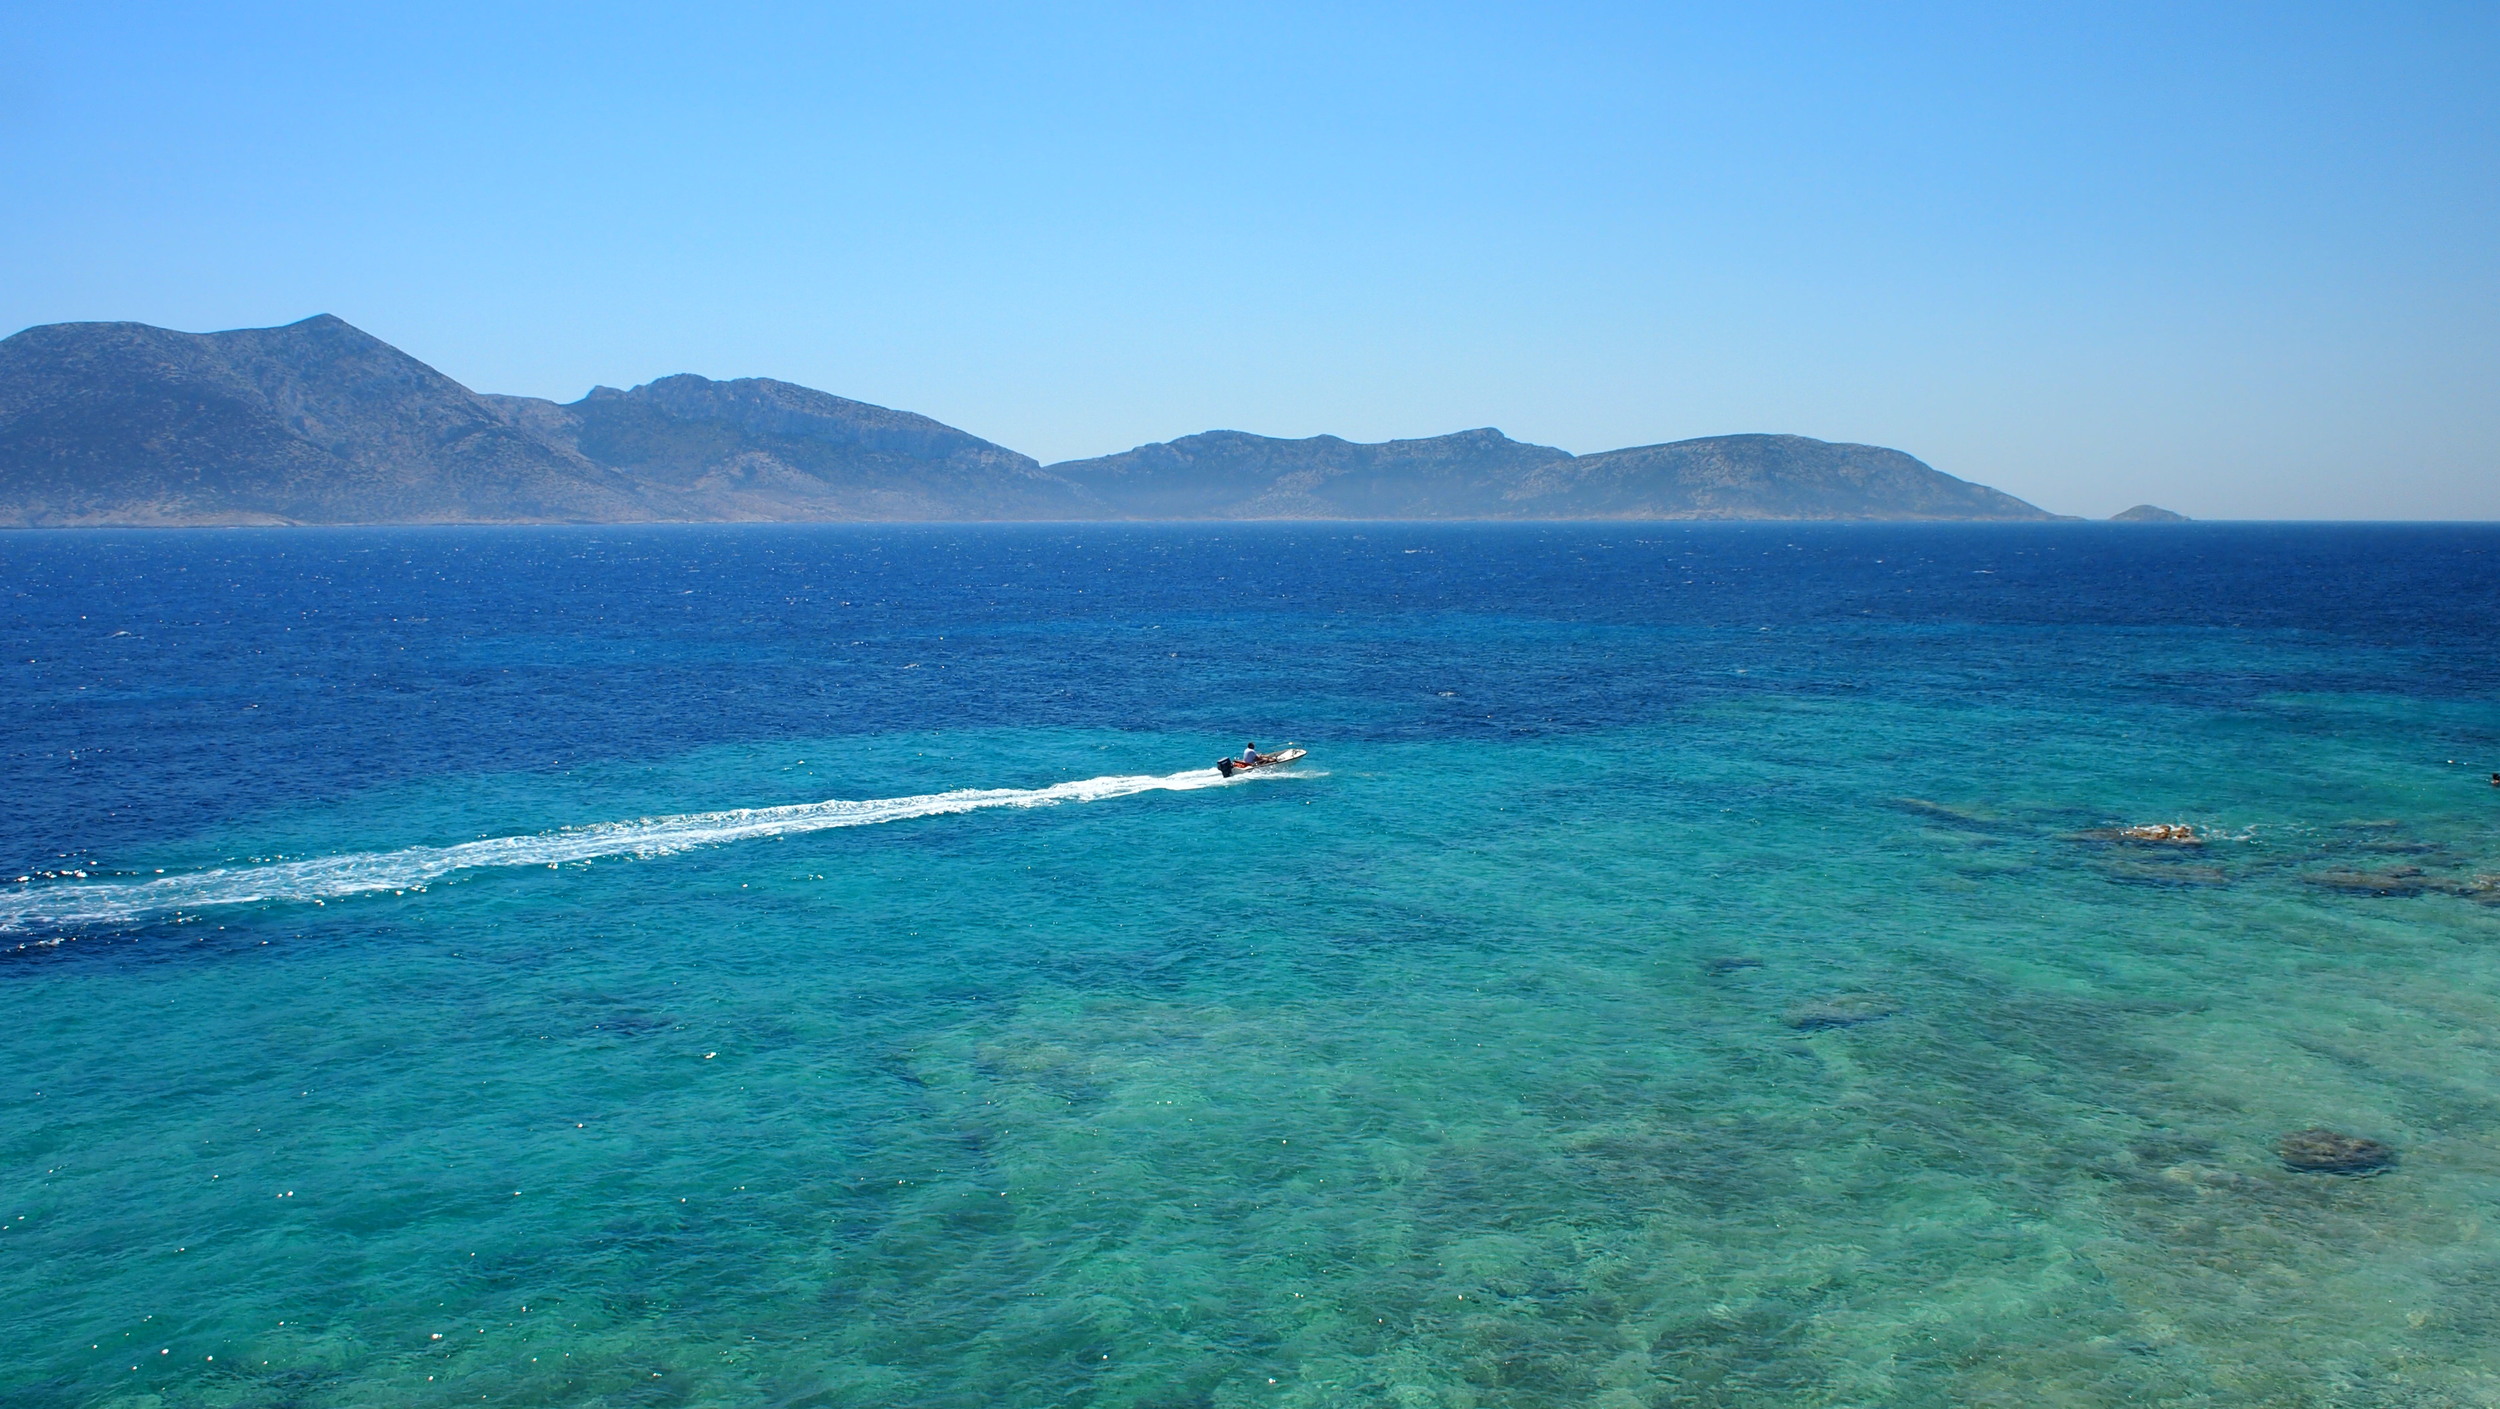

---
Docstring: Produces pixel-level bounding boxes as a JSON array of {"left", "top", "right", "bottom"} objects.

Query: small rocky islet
[{"left": 2068, "top": 823, "right": 2204, "bottom": 846}]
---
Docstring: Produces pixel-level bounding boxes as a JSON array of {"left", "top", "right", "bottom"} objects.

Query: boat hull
[{"left": 1216, "top": 747, "right": 1305, "bottom": 775}]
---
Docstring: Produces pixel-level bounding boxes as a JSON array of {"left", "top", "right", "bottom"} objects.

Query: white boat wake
[{"left": 2, "top": 766, "right": 1283, "bottom": 936}]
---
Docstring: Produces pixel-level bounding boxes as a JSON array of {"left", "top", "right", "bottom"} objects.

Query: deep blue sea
[{"left": 5, "top": 523, "right": 2499, "bottom": 1408}]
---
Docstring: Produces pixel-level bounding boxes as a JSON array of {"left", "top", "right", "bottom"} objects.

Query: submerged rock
[
  {"left": 1785, "top": 992, "right": 1901, "bottom": 1030},
  {"left": 2303, "top": 867, "right": 2456, "bottom": 897},
  {"left": 2103, "top": 860, "right": 2229, "bottom": 888},
  {"left": 1891, "top": 797, "right": 2016, "bottom": 832},
  {"left": 2277, "top": 1128, "right": 2397, "bottom": 1175}
]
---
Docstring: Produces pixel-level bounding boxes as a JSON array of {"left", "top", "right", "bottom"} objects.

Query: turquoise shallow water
[{"left": 4, "top": 524, "right": 2500, "bottom": 1407}]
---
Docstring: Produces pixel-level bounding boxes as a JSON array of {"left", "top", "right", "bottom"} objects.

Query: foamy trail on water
[{"left": 1, "top": 766, "right": 1275, "bottom": 936}]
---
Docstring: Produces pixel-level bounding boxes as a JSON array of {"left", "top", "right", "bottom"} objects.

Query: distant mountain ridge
[
  {"left": 0, "top": 315, "right": 2063, "bottom": 524},
  {"left": 1049, "top": 429, "right": 2051, "bottom": 521},
  {"left": 486, "top": 375, "right": 1074, "bottom": 521},
  {"left": 1046, "top": 428, "right": 1577, "bottom": 519}
]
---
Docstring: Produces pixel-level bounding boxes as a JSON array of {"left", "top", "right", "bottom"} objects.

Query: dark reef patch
[
  {"left": 1785, "top": 993, "right": 1901, "bottom": 1030},
  {"left": 1890, "top": 797, "right": 2018, "bottom": 833},
  {"left": 2303, "top": 868, "right": 2456, "bottom": 897},
  {"left": 2277, "top": 1128, "right": 2397, "bottom": 1175},
  {"left": 2102, "top": 860, "right": 2229, "bottom": 888}
]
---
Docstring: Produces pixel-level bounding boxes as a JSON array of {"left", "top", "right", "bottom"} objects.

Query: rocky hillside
[
  {"left": 1046, "top": 428, "right": 1575, "bottom": 519},
  {"left": 1499, "top": 435, "right": 2056, "bottom": 520},
  {"left": 0, "top": 315, "right": 651, "bottom": 524},
  {"left": 487, "top": 376, "right": 1082, "bottom": 521}
]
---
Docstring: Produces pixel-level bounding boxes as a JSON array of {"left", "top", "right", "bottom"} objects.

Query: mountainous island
[{"left": 0, "top": 315, "right": 2064, "bottom": 525}]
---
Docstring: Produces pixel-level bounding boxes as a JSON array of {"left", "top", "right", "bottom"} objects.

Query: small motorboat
[{"left": 1216, "top": 747, "right": 1305, "bottom": 777}]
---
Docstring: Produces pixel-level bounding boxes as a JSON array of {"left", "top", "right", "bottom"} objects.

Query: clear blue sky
[{"left": 5, "top": 2, "right": 2495, "bottom": 517}]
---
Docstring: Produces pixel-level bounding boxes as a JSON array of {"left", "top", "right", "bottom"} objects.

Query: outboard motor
[{"left": 1217, "top": 758, "right": 1236, "bottom": 778}]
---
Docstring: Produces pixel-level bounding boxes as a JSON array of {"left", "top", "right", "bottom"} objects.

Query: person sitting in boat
[{"left": 1241, "top": 741, "right": 1262, "bottom": 765}]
